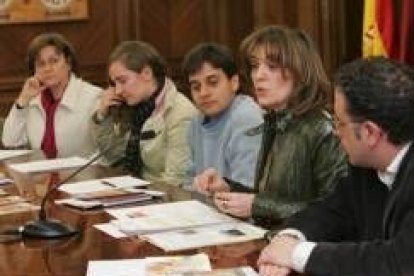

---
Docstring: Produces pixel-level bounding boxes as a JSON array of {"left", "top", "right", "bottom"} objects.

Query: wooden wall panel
[
  {"left": 0, "top": 0, "right": 362, "bottom": 117},
  {"left": 252, "top": 0, "right": 362, "bottom": 75},
  {"left": 0, "top": 0, "right": 131, "bottom": 116}
]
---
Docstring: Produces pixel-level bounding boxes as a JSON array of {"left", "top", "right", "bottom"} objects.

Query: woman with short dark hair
[{"left": 2, "top": 33, "right": 102, "bottom": 158}]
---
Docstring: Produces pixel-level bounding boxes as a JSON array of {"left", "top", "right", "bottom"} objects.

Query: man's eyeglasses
[{"left": 333, "top": 116, "right": 362, "bottom": 130}]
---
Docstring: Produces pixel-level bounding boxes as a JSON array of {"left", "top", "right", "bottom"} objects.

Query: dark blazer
[{"left": 286, "top": 145, "right": 414, "bottom": 276}]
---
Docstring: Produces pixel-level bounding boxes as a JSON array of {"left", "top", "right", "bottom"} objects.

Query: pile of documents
[
  {"left": 87, "top": 253, "right": 258, "bottom": 276},
  {"left": 56, "top": 175, "right": 164, "bottom": 209},
  {"left": 0, "top": 193, "right": 39, "bottom": 215},
  {"left": 95, "top": 200, "right": 266, "bottom": 251}
]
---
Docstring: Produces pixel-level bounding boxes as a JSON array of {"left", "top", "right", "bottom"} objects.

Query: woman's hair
[
  {"left": 240, "top": 25, "right": 332, "bottom": 115},
  {"left": 108, "top": 41, "right": 166, "bottom": 86},
  {"left": 26, "top": 33, "right": 77, "bottom": 75}
]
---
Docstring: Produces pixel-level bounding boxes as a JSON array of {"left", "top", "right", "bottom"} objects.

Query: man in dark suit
[{"left": 257, "top": 57, "right": 414, "bottom": 276}]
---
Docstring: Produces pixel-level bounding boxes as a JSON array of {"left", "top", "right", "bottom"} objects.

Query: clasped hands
[{"left": 258, "top": 235, "right": 300, "bottom": 276}]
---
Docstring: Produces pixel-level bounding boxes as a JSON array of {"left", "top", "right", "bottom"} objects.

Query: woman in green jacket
[{"left": 194, "top": 25, "right": 347, "bottom": 226}]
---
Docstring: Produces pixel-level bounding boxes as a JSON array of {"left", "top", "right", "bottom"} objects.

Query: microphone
[{"left": 18, "top": 135, "right": 140, "bottom": 239}]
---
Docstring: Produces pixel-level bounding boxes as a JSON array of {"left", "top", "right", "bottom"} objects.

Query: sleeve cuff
[
  {"left": 277, "top": 228, "right": 307, "bottom": 242},
  {"left": 291, "top": 241, "right": 317, "bottom": 273}
]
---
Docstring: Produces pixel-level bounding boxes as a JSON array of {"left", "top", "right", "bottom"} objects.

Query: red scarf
[{"left": 41, "top": 90, "right": 60, "bottom": 159}]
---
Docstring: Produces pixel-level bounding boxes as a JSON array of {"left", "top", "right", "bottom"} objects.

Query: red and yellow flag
[
  {"left": 362, "top": 0, "right": 394, "bottom": 57},
  {"left": 363, "top": 0, "right": 414, "bottom": 66}
]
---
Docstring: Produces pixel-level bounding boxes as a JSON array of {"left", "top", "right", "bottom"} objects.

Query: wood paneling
[
  {"left": 0, "top": 0, "right": 362, "bottom": 116},
  {"left": 0, "top": 0, "right": 130, "bottom": 115}
]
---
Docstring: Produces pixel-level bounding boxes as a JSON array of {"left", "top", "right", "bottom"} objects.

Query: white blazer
[{"left": 2, "top": 74, "right": 102, "bottom": 158}]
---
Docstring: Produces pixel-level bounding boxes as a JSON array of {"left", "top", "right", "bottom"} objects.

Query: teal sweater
[{"left": 187, "top": 95, "right": 263, "bottom": 187}]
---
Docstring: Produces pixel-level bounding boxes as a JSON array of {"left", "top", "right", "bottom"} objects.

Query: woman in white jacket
[{"left": 2, "top": 33, "right": 101, "bottom": 158}]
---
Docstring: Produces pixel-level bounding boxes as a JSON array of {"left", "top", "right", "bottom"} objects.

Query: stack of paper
[
  {"left": 57, "top": 176, "right": 163, "bottom": 209},
  {"left": 0, "top": 149, "right": 32, "bottom": 161},
  {"left": 0, "top": 195, "right": 39, "bottom": 215},
  {"left": 8, "top": 156, "right": 88, "bottom": 173},
  {"left": 105, "top": 200, "right": 234, "bottom": 235},
  {"left": 87, "top": 255, "right": 258, "bottom": 276},
  {"left": 59, "top": 176, "right": 151, "bottom": 195},
  {"left": 141, "top": 222, "right": 266, "bottom": 251},
  {"left": 86, "top": 253, "right": 211, "bottom": 276},
  {"left": 94, "top": 200, "right": 266, "bottom": 251}
]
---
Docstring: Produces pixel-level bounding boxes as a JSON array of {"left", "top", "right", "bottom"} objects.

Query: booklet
[
  {"left": 57, "top": 192, "right": 154, "bottom": 209},
  {"left": 8, "top": 156, "right": 88, "bottom": 173},
  {"left": 86, "top": 253, "right": 212, "bottom": 276},
  {"left": 179, "top": 267, "right": 258, "bottom": 276},
  {"left": 0, "top": 202, "right": 39, "bottom": 215},
  {"left": 106, "top": 200, "right": 234, "bottom": 235},
  {"left": 0, "top": 196, "right": 27, "bottom": 206},
  {"left": 59, "top": 175, "right": 151, "bottom": 195},
  {"left": 141, "top": 222, "right": 266, "bottom": 252},
  {"left": 0, "top": 149, "right": 32, "bottom": 161},
  {"left": 145, "top": 253, "right": 211, "bottom": 276}
]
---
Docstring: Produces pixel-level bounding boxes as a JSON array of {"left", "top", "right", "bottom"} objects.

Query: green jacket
[{"left": 230, "top": 109, "right": 347, "bottom": 225}]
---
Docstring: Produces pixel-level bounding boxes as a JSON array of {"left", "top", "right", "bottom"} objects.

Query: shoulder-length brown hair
[{"left": 240, "top": 25, "right": 332, "bottom": 116}]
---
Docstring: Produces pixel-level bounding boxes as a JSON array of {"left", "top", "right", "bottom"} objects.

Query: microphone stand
[{"left": 19, "top": 150, "right": 109, "bottom": 239}]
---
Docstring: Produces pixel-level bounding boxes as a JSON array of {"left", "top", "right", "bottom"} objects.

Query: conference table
[{"left": 0, "top": 152, "right": 266, "bottom": 276}]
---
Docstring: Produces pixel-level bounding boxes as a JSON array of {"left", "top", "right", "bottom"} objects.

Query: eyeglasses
[{"left": 333, "top": 116, "right": 362, "bottom": 130}]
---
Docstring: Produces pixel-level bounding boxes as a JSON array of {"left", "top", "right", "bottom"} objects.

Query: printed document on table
[
  {"left": 141, "top": 221, "right": 266, "bottom": 251},
  {"left": 0, "top": 150, "right": 32, "bottom": 161},
  {"left": 145, "top": 253, "right": 211, "bottom": 275},
  {"left": 8, "top": 156, "right": 88, "bottom": 173},
  {"left": 86, "top": 259, "right": 145, "bottom": 276},
  {"left": 86, "top": 253, "right": 211, "bottom": 276},
  {"left": 106, "top": 200, "right": 234, "bottom": 235},
  {"left": 59, "top": 176, "right": 150, "bottom": 195}
]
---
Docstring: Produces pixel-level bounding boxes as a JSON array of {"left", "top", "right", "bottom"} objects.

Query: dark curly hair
[
  {"left": 335, "top": 56, "right": 414, "bottom": 145},
  {"left": 182, "top": 42, "right": 238, "bottom": 80}
]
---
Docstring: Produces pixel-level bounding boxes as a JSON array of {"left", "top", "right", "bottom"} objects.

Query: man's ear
[{"left": 363, "top": 121, "right": 384, "bottom": 147}]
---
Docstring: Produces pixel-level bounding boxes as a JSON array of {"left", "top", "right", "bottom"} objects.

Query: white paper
[
  {"left": 59, "top": 176, "right": 150, "bottom": 195},
  {"left": 94, "top": 222, "right": 128, "bottom": 239},
  {"left": 0, "top": 150, "right": 32, "bottom": 161},
  {"left": 8, "top": 156, "right": 88, "bottom": 173},
  {"left": 145, "top": 253, "right": 211, "bottom": 275},
  {"left": 101, "top": 175, "right": 150, "bottom": 188},
  {"left": 86, "top": 259, "right": 145, "bottom": 276},
  {"left": 141, "top": 222, "right": 266, "bottom": 252},
  {"left": 240, "top": 267, "right": 259, "bottom": 276},
  {"left": 106, "top": 200, "right": 234, "bottom": 235}
]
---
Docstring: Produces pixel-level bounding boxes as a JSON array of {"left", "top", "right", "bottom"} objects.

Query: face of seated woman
[
  {"left": 108, "top": 61, "right": 156, "bottom": 106},
  {"left": 34, "top": 45, "right": 71, "bottom": 98}
]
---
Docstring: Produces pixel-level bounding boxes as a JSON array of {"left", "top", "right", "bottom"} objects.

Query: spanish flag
[
  {"left": 362, "top": 0, "right": 393, "bottom": 57},
  {"left": 363, "top": 0, "right": 414, "bottom": 66}
]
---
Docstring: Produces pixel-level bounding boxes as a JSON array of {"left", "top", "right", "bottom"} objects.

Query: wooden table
[{"left": 0, "top": 153, "right": 265, "bottom": 276}]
